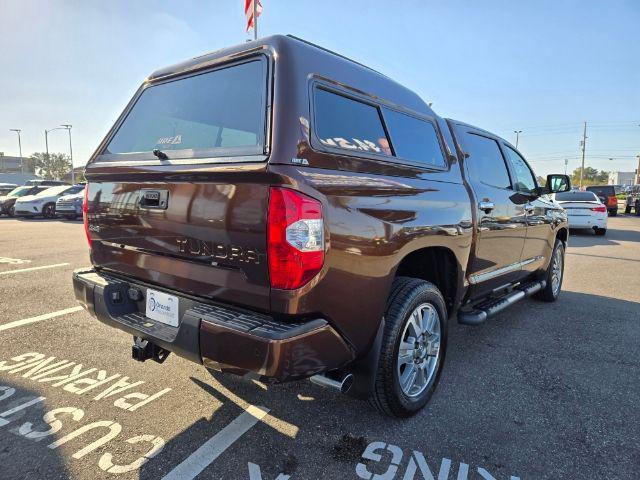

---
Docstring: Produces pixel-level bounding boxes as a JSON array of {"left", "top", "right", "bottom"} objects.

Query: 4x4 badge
[{"left": 291, "top": 157, "right": 309, "bottom": 165}]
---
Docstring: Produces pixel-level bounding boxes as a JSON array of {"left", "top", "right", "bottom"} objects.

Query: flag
[{"left": 244, "top": 0, "right": 263, "bottom": 33}]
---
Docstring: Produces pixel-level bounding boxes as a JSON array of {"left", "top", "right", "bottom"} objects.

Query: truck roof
[
  {"left": 447, "top": 118, "right": 516, "bottom": 149},
  {"left": 148, "top": 34, "right": 435, "bottom": 117}
]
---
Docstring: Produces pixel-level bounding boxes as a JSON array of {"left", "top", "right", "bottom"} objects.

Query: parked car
[
  {"left": 585, "top": 185, "right": 618, "bottom": 216},
  {"left": 553, "top": 190, "right": 607, "bottom": 235},
  {"left": 0, "top": 185, "right": 49, "bottom": 216},
  {"left": 624, "top": 184, "right": 640, "bottom": 215},
  {"left": 0, "top": 183, "right": 18, "bottom": 196},
  {"left": 73, "top": 35, "right": 571, "bottom": 417},
  {"left": 14, "top": 184, "right": 84, "bottom": 218},
  {"left": 56, "top": 190, "right": 85, "bottom": 219},
  {"left": 25, "top": 179, "right": 69, "bottom": 187}
]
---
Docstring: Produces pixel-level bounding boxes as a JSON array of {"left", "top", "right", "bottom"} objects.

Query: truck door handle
[
  {"left": 478, "top": 201, "right": 495, "bottom": 213},
  {"left": 139, "top": 189, "right": 169, "bottom": 210}
]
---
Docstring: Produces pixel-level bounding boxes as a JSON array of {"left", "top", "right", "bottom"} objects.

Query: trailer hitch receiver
[{"left": 132, "top": 336, "right": 170, "bottom": 364}]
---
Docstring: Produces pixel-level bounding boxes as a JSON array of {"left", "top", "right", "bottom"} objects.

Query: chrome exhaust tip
[{"left": 309, "top": 373, "right": 354, "bottom": 394}]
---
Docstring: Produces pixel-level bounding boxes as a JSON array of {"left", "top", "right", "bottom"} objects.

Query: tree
[
  {"left": 570, "top": 166, "right": 608, "bottom": 186},
  {"left": 29, "top": 152, "right": 72, "bottom": 180}
]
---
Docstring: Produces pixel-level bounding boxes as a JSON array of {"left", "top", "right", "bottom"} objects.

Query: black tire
[
  {"left": 534, "top": 239, "right": 565, "bottom": 302},
  {"left": 595, "top": 228, "right": 606, "bottom": 236},
  {"left": 609, "top": 210, "right": 617, "bottom": 217},
  {"left": 625, "top": 206, "right": 632, "bottom": 214},
  {"left": 8, "top": 206, "right": 15, "bottom": 217},
  {"left": 369, "top": 277, "right": 447, "bottom": 418}
]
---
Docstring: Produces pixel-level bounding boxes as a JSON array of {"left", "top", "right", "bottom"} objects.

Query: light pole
[
  {"left": 564, "top": 158, "right": 568, "bottom": 175},
  {"left": 9, "top": 129, "right": 23, "bottom": 174},
  {"left": 61, "top": 124, "right": 74, "bottom": 184},
  {"left": 45, "top": 126, "right": 72, "bottom": 182},
  {"left": 44, "top": 129, "right": 50, "bottom": 175},
  {"left": 514, "top": 130, "right": 522, "bottom": 149},
  {"left": 579, "top": 121, "right": 587, "bottom": 188}
]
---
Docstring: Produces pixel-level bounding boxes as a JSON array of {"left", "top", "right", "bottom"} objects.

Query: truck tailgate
[{"left": 86, "top": 175, "right": 270, "bottom": 311}]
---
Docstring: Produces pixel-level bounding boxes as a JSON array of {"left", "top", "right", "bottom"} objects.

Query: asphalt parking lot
[{"left": 0, "top": 215, "right": 638, "bottom": 480}]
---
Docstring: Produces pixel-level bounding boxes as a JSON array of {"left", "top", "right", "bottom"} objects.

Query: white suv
[{"left": 14, "top": 184, "right": 84, "bottom": 219}]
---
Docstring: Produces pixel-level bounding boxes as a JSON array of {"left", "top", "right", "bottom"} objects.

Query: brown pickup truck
[{"left": 73, "top": 35, "right": 571, "bottom": 417}]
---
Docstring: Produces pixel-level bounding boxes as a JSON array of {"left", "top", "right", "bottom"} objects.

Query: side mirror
[{"left": 546, "top": 174, "right": 571, "bottom": 193}]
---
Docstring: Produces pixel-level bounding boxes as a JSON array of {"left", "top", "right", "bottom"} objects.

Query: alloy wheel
[
  {"left": 397, "top": 303, "right": 441, "bottom": 398},
  {"left": 551, "top": 246, "right": 564, "bottom": 297}
]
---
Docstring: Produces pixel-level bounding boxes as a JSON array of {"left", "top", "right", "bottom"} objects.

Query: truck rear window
[
  {"left": 102, "top": 58, "right": 267, "bottom": 161},
  {"left": 585, "top": 186, "right": 614, "bottom": 196}
]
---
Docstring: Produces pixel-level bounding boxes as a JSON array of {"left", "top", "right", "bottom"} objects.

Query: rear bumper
[
  {"left": 72, "top": 268, "right": 353, "bottom": 382},
  {"left": 567, "top": 216, "right": 606, "bottom": 229}
]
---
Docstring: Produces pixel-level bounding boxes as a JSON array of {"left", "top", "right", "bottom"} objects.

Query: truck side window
[
  {"left": 382, "top": 108, "right": 446, "bottom": 167},
  {"left": 503, "top": 145, "right": 537, "bottom": 194},
  {"left": 463, "top": 133, "right": 511, "bottom": 189},
  {"left": 314, "top": 88, "right": 391, "bottom": 155}
]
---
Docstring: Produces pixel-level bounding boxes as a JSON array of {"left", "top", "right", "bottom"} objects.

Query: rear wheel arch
[
  {"left": 556, "top": 227, "right": 568, "bottom": 245},
  {"left": 393, "top": 246, "right": 460, "bottom": 315}
]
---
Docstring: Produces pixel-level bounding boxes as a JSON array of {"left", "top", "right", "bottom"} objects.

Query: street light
[
  {"left": 45, "top": 125, "right": 74, "bottom": 183},
  {"left": 60, "top": 124, "right": 74, "bottom": 184},
  {"left": 9, "top": 129, "right": 23, "bottom": 174},
  {"left": 564, "top": 158, "right": 568, "bottom": 175},
  {"left": 513, "top": 130, "right": 522, "bottom": 149}
]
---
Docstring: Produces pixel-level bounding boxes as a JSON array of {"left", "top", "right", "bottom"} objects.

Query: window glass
[
  {"left": 65, "top": 186, "right": 85, "bottom": 195},
  {"left": 463, "top": 133, "right": 511, "bottom": 189},
  {"left": 585, "top": 186, "right": 615, "bottom": 196},
  {"left": 7, "top": 186, "right": 31, "bottom": 197},
  {"left": 104, "top": 59, "right": 266, "bottom": 159},
  {"left": 382, "top": 109, "right": 445, "bottom": 166},
  {"left": 314, "top": 88, "right": 390, "bottom": 155},
  {"left": 35, "top": 186, "right": 69, "bottom": 197},
  {"left": 503, "top": 145, "right": 537, "bottom": 193},
  {"left": 554, "top": 191, "right": 599, "bottom": 202}
]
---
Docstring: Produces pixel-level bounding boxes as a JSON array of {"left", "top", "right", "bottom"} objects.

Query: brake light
[
  {"left": 83, "top": 185, "right": 92, "bottom": 248},
  {"left": 267, "top": 187, "right": 324, "bottom": 290},
  {"left": 590, "top": 205, "right": 607, "bottom": 213}
]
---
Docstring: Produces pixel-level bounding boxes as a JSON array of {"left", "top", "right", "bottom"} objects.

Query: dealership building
[{"left": 608, "top": 171, "right": 636, "bottom": 186}]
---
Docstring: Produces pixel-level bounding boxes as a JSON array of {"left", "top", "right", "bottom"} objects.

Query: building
[
  {"left": 62, "top": 166, "right": 86, "bottom": 184},
  {"left": 608, "top": 171, "right": 636, "bottom": 186},
  {"left": 0, "top": 172, "right": 40, "bottom": 185},
  {"left": 0, "top": 155, "right": 31, "bottom": 173}
]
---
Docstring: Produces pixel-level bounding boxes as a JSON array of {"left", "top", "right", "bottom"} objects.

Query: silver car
[{"left": 56, "top": 190, "right": 85, "bottom": 220}]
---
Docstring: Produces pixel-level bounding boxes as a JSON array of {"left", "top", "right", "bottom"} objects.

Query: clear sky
[{"left": 1, "top": 0, "right": 638, "bottom": 177}]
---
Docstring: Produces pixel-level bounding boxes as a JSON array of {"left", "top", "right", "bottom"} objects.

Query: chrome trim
[
  {"left": 478, "top": 200, "right": 495, "bottom": 212},
  {"left": 91, "top": 154, "right": 268, "bottom": 168},
  {"left": 469, "top": 256, "right": 545, "bottom": 285}
]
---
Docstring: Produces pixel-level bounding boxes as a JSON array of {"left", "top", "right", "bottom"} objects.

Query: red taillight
[
  {"left": 83, "top": 185, "right": 92, "bottom": 248},
  {"left": 591, "top": 205, "right": 607, "bottom": 213},
  {"left": 267, "top": 187, "right": 324, "bottom": 290}
]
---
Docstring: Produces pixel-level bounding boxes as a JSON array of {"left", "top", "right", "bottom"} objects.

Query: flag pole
[{"left": 253, "top": 0, "right": 258, "bottom": 40}]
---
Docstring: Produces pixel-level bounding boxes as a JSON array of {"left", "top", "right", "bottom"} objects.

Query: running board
[{"left": 457, "top": 280, "right": 546, "bottom": 326}]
